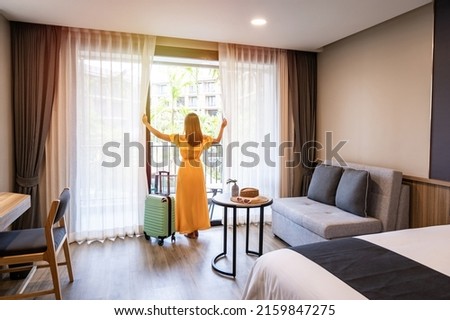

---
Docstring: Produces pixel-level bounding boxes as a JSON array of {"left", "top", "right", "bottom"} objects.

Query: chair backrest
[{"left": 54, "top": 188, "right": 70, "bottom": 224}]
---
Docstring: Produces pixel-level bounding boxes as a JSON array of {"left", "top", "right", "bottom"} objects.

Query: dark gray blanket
[{"left": 290, "top": 238, "right": 450, "bottom": 299}]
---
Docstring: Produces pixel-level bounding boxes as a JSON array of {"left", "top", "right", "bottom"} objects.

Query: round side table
[{"left": 211, "top": 193, "right": 273, "bottom": 278}]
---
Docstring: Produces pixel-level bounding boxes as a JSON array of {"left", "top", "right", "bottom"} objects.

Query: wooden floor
[{"left": 0, "top": 224, "right": 287, "bottom": 300}]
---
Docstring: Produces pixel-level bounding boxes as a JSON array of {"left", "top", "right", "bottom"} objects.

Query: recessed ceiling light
[{"left": 251, "top": 18, "right": 267, "bottom": 26}]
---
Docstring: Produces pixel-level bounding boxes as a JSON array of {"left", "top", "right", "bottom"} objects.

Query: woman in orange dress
[{"left": 142, "top": 113, "right": 227, "bottom": 239}]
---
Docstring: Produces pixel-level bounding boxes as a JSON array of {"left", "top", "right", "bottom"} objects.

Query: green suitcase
[
  {"left": 143, "top": 194, "right": 175, "bottom": 246},
  {"left": 144, "top": 171, "right": 176, "bottom": 246}
]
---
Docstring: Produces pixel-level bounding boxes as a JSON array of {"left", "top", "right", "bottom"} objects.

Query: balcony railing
[{"left": 149, "top": 142, "right": 223, "bottom": 193}]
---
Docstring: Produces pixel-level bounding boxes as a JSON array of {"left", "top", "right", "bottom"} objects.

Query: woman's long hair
[{"left": 184, "top": 113, "right": 203, "bottom": 147}]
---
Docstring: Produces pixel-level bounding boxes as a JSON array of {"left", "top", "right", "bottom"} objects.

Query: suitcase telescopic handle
[{"left": 155, "top": 170, "right": 171, "bottom": 195}]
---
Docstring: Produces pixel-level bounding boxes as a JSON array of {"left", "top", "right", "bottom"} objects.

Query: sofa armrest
[{"left": 395, "top": 184, "right": 410, "bottom": 230}]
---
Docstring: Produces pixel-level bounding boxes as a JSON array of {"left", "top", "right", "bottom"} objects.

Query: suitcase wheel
[
  {"left": 171, "top": 234, "right": 176, "bottom": 243},
  {"left": 144, "top": 232, "right": 150, "bottom": 240},
  {"left": 157, "top": 237, "right": 164, "bottom": 246}
]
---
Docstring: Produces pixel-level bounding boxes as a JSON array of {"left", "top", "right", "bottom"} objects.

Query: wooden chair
[{"left": 0, "top": 188, "right": 74, "bottom": 299}]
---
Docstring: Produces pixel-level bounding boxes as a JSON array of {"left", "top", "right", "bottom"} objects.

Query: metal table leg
[
  {"left": 211, "top": 205, "right": 237, "bottom": 278},
  {"left": 245, "top": 206, "right": 265, "bottom": 256}
]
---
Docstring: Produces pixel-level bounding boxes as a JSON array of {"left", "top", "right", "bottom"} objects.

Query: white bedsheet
[{"left": 242, "top": 225, "right": 450, "bottom": 300}]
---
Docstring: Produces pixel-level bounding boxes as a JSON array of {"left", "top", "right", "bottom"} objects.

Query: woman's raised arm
[
  {"left": 213, "top": 118, "right": 227, "bottom": 143},
  {"left": 142, "top": 114, "right": 171, "bottom": 142}
]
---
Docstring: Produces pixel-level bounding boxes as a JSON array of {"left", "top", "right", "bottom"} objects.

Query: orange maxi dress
[{"left": 170, "top": 134, "right": 213, "bottom": 234}]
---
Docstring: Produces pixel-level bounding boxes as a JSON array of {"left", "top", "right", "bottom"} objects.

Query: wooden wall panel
[{"left": 403, "top": 176, "right": 450, "bottom": 228}]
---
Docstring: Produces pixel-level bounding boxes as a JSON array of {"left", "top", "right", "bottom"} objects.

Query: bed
[{"left": 242, "top": 224, "right": 450, "bottom": 300}]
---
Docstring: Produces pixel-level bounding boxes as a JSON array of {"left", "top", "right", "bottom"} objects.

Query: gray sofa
[{"left": 271, "top": 162, "right": 410, "bottom": 246}]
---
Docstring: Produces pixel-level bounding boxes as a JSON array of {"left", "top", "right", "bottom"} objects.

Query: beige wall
[
  {"left": 0, "top": 14, "right": 14, "bottom": 191},
  {"left": 317, "top": 4, "right": 433, "bottom": 177}
]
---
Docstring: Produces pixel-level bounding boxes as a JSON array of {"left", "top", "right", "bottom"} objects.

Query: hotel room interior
[{"left": 0, "top": 0, "right": 449, "bottom": 300}]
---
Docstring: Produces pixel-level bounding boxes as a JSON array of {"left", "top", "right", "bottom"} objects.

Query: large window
[
  {"left": 149, "top": 56, "right": 224, "bottom": 199},
  {"left": 150, "top": 57, "right": 222, "bottom": 137}
]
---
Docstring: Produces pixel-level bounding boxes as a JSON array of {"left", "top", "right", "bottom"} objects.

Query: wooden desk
[{"left": 0, "top": 192, "right": 31, "bottom": 231}]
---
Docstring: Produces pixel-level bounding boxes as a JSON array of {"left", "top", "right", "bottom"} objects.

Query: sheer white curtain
[
  {"left": 219, "top": 43, "right": 287, "bottom": 224},
  {"left": 45, "top": 28, "right": 155, "bottom": 242}
]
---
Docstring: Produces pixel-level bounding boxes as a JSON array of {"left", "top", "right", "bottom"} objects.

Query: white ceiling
[{"left": 0, "top": 0, "right": 431, "bottom": 51}]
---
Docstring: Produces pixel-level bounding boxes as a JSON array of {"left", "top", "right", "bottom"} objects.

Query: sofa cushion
[
  {"left": 307, "top": 165, "right": 343, "bottom": 205},
  {"left": 335, "top": 168, "right": 370, "bottom": 217},
  {"left": 271, "top": 197, "right": 382, "bottom": 239}
]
